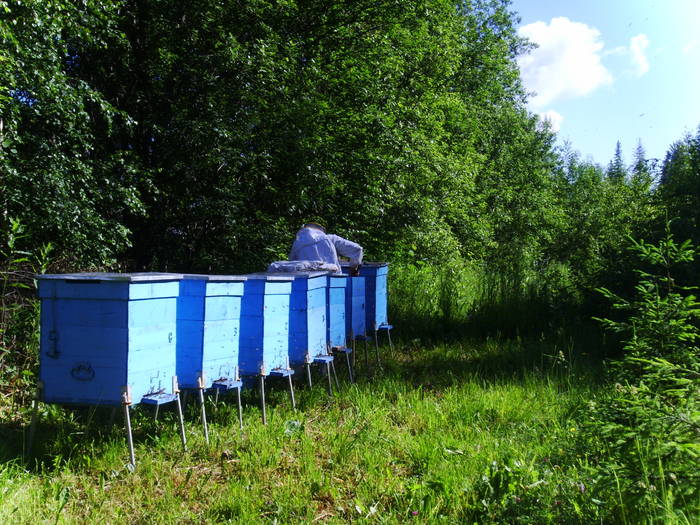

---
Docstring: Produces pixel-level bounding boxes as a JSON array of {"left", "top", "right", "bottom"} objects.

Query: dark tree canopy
[{"left": 0, "top": 0, "right": 692, "bottom": 289}]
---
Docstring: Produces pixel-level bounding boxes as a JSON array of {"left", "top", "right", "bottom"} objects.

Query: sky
[{"left": 509, "top": 0, "right": 700, "bottom": 167}]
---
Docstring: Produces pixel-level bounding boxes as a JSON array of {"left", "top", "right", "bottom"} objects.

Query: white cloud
[
  {"left": 683, "top": 39, "right": 698, "bottom": 54},
  {"left": 540, "top": 109, "right": 564, "bottom": 133},
  {"left": 518, "top": 17, "right": 613, "bottom": 109},
  {"left": 629, "top": 34, "right": 650, "bottom": 76},
  {"left": 539, "top": 110, "right": 564, "bottom": 132}
]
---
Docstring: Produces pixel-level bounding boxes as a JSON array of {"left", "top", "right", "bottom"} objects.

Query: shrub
[{"left": 583, "top": 224, "right": 700, "bottom": 522}]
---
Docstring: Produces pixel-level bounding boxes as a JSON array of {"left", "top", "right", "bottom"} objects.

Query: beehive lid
[
  {"left": 209, "top": 274, "right": 248, "bottom": 282},
  {"left": 181, "top": 273, "right": 247, "bottom": 282},
  {"left": 245, "top": 273, "right": 294, "bottom": 281},
  {"left": 36, "top": 272, "right": 184, "bottom": 281},
  {"left": 341, "top": 262, "right": 388, "bottom": 268},
  {"left": 261, "top": 271, "right": 328, "bottom": 279}
]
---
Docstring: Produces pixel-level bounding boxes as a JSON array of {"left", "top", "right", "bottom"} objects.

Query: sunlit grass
[{"left": 1, "top": 336, "right": 604, "bottom": 524}]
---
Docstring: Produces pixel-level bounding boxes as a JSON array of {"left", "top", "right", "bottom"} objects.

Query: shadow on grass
[{"left": 0, "top": 323, "right": 609, "bottom": 471}]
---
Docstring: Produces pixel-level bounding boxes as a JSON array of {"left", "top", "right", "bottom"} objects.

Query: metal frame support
[
  {"left": 306, "top": 363, "right": 313, "bottom": 388},
  {"left": 325, "top": 361, "right": 333, "bottom": 396},
  {"left": 197, "top": 374, "right": 209, "bottom": 445},
  {"left": 259, "top": 375, "right": 267, "bottom": 425},
  {"left": 173, "top": 377, "right": 187, "bottom": 452},
  {"left": 344, "top": 350, "right": 354, "bottom": 383},
  {"left": 121, "top": 385, "right": 136, "bottom": 468},
  {"left": 331, "top": 360, "right": 340, "bottom": 391},
  {"left": 236, "top": 384, "right": 244, "bottom": 430},
  {"left": 287, "top": 373, "right": 296, "bottom": 410}
]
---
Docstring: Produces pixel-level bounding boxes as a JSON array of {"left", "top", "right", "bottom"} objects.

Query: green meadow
[{"left": 2, "top": 264, "right": 695, "bottom": 524}]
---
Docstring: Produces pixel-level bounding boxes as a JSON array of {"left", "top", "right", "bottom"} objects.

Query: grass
[
  {"left": 2, "top": 262, "right": 692, "bottom": 523},
  {"left": 0, "top": 335, "right": 606, "bottom": 524}
]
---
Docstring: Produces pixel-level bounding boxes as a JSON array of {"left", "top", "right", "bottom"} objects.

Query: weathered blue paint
[
  {"left": 344, "top": 276, "right": 366, "bottom": 338},
  {"left": 326, "top": 274, "right": 347, "bottom": 349},
  {"left": 239, "top": 274, "right": 293, "bottom": 376},
  {"left": 37, "top": 273, "right": 183, "bottom": 406},
  {"left": 342, "top": 262, "right": 389, "bottom": 330},
  {"left": 176, "top": 274, "right": 246, "bottom": 390},
  {"left": 268, "top": 271, "right": 328, "bottom": 365}
]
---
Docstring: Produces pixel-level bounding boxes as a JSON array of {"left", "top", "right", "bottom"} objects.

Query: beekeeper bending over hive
[{"left": 267, "top": 221, "right": 363, "bottom": 275}]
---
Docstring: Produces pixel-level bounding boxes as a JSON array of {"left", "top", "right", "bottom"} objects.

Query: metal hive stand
[
  {"left": 211, "top": 378, "right": 245, "bottom": 430},
  {"left": 305, "top": 353, "right": 340, "bottom": 395},
  {"left": 258, "top": 367, "right": 296, "bottom": 425},
  {"left": 27, "top": 378, "right": 188, "bottom": 469},
  {"left": 373, "top": 323, "right": 394, "bottom": 362},
  {"left": 331, "top": 346, "right": 354, "bottom": 383},
  {"left": 130, "top": 377, "right": 188, "bottom": 467}
]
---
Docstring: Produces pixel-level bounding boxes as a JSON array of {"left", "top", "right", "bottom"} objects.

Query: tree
[
  {"left": 606, "top": 140, "right": 627, "bottom": 181},
  {"left": 1, "top": 0, "right": 145, "bottom": 267},
  {"left": 657, "top": 127, "right": 700, "bottom": 262}
]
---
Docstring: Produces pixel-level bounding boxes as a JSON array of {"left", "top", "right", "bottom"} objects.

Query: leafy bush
[
  {"left": 582, "top": 225, "right": 700, "bottom": 522},
  {"left": 0, "top": 218, "right": 51, "bottom": 408}
]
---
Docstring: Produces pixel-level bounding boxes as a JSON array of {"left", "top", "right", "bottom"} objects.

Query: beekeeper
[{"left": 287, "top": 221, "right": 363, "bottom": 275}]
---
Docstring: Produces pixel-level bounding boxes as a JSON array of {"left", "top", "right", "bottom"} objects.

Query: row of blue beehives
[{"left": 35, "top": 264, "right": 389, "bottom": 408}]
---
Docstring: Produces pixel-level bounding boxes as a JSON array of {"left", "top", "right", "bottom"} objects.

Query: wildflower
[{"left": 412, "top": 510, "right": 419, "bottom": 516}]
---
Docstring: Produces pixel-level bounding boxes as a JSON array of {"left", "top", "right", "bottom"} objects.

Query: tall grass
[
  {"left": 1, "top": 337, "right": 606, "bottom": 524},
  {"left": 0, "top": 261, "right": 689, "bottom": 523},
  {"left": 390, "top": 261, "right": 581, "bottom": 340}
]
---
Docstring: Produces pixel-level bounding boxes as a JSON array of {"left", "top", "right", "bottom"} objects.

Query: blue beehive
[
  {"left": 342, "top": 262, "right": 389, "bottom": 331},
  {"left": 345, "top": 276, "right": 366, "bottom": 339},
  {"left": 277, "top": 271, "right": 328, "bottom": 365},
  {"left": 37, "top": 272, "right": 183, "bottom": 406},
  {"left": 177, "top": 274, "right": 246, "bottom": 390},
  {"left": 327, "top": 274, "right": 348, "bottom": 349},
  {"left": 239, "top": 274, "right": 293, "bottom": 376}
]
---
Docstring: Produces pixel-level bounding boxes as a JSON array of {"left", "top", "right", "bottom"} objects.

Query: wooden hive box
[
  {"left": 342, "top": 262, "right": 389, "bottom": 331},
  {"left": 37, "top": 273, "right": 183, "bottom": 406},
  {"left": 284, "top": 271, "right": 328, "bottom": 365},
  {"left": 239, "top": 274, "right": 293, "bottom": 376},
  {"left": 326, "top": 274, "right": 348, "bottom": 349},
  {"left": 176, "top": 274, "right": 247, "bottom": 389},
  {"left": 344, "top": 275, "right": 366, "bottom": 339}
]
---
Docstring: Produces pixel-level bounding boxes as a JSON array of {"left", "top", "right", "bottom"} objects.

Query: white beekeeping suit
[{"left": 286, "top": 222, "right": 363, "bottom": 273}]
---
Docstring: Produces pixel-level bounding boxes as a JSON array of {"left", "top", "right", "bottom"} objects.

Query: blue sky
[{"left": 509, "top": 0, "right": 700, "bottom": 167}]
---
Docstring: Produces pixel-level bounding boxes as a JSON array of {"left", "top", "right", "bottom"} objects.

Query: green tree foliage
[
  {"left": 606, "top": 140, "right": 627, "bottom": 181},
  {"left": 658, "top": 128, "right": 700, "bottom": 252},
  {"left": 543, "top": 145, "right": 655, "bottom": 302},
  {"left": 587, "top": 228, "right": 700, "bottom": 521},
  {"left": 3, "top": 0, "right": 560, "bottom": 274},
  {"left": 1, "top": 0, "right": 145, "bottom": 267}
]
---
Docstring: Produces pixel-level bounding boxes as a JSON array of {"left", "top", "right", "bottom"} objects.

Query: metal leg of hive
[
  {"left": 236, "top": 386, "right": 244, "bottom": 430},
  {"left": 326, "top": 362, "right": 333, "bottom": 396},
  {"left": 331, "top": 360, "right": 340, "bottom": 390},
  {"left": 306, "top": 363, "right": 313, "bottom": 388},
  {"left": 345, "top": 351, "right": 354, "bottom": 383},
  {"left": 287, "top": 373, "right": 296, "bottom": 410},
  {"left": 123, "top": 402, "right": 136, "bottom": 468},
  {"left": 373, "top": 327, "right": 380, "bottom": 364},
  {"left": 198, "top": 387, "right": 209, "bottom": 445},
  {"left": 175, "top": 393, "right": 188, "bottom": 452},
  {"left": 351, "top": 331, "right": 356, "bottom": 368},
  {"left": 259, "top": 375, "right": 267, "bottom": 425},
  {"left": 153, "top": 403, "right": 160, "bottom": 422},
  {"left": 27, "top": 386, "right": 42, "bottom": 456},
  {"left": 374, "top": 329, "right": 382, "bottom": 368},
  {"left": 214, "top": 388, "right": 220, "bottom": 406},
  {"left": 386, "top": 327, "right": 394, "bottom": 354}
]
